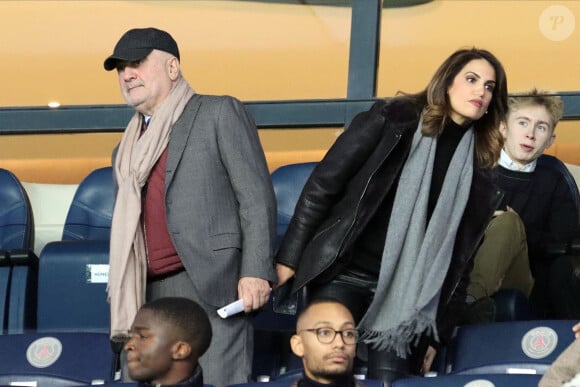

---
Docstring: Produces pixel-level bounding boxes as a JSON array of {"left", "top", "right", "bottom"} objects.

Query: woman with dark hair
[{"left": 275, "top": 47, "right": 508, "bottom": 384}]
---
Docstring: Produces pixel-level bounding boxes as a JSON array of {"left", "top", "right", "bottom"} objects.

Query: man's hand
[
  {"left": 573, "top": 322, "right": 580, "bottom": 339},
  {"left": 238, "top": 277, "right": 271, "bottom": 313},
  {"left": 274, "top": 263, "right": 296, "bottom": 290}
]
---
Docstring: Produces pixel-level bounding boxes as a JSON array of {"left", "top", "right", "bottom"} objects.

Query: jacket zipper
[{"left": 337, "top": 132, "right": 403, "bottom": 259}]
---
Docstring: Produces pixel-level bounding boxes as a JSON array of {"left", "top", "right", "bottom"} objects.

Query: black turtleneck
[
  {"left": 349, "top": 119, "right": 469, "bottom": 276},
  {"left": 297, "top": 373, "right": 357, "bottom": 387},
  {"left": 427, "top": 119, "right": 470, "bottom": 220}
]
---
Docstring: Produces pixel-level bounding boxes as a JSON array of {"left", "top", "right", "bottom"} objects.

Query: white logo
[
  {"left": 26, "top": 337, "right": 62, "bottom": 368},
  {"left": 464, "top": 380, "right": 495, "bottom": 387},
  {"left": 521, "top": 326, "right": 558, "bottom": 359},
  {"left": 539, "top": 5, "right": 575, "bottom": 42}
]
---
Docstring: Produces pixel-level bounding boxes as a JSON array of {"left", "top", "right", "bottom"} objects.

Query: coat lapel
[{"left": 165, "top": 94, "right": 202, "bottom": 190}]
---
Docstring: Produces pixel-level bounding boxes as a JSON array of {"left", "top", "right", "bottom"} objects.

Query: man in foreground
[
  {"left": 290, "top": 299, "right": 361, "bottom": 386},
  {"left": 125, "top": 297, "right": 212, "bottom": 387}
]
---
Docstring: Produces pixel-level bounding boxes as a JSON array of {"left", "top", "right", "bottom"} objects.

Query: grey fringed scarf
[{"left": 357, "top": 118, "right": 474, "bottom": 357}]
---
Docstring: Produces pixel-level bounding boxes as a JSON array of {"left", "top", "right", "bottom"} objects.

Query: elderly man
[{"left": 104, "top": 27, "right": 277, "bottom": 387}]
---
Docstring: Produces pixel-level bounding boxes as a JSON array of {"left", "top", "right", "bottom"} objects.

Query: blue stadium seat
[
  {"left": 492, "top": 288, "right": 532, "bottom": 322},
  {"left": 444, "top": 320, "right": 576, "bottom": 375},
  {"left": 37, "top": 240, "right": 110, "bottom": 332},
  {"left": 62, "top": 166, "right": 114, "bottom": 241},
  {"left": 271, "top": 162, "right": 317, "bottom": 245},
  {"left": 0, "top": 168, "right": 34, "bottom": 251},
  {"left": 0, "top": 332, "right": 118, "bottom": 386},
  {"left": 536, "top": 154, "right": 580, "bottom": 259},
  {"left": 393, "top": 373, "right": 542, "bottom": 386},
  {"left": 537, "top": 154, "right": 580, "bottom": 222},
  {"left": 37, "top": 167, "right": 115, "bottom": 332},
  {"left": 0, "top": 168, "right": 37, "bottom": 334},
  {"left": 35, "top": 167, "right": 115, "bottom": 332},
  {"left": 6, "top": 250, "right": 38, "bottom": 334}
]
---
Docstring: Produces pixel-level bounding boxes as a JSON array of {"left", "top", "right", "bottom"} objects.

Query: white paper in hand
[{"left": 217, "top": 299, "right": 244, "bottom": 319}]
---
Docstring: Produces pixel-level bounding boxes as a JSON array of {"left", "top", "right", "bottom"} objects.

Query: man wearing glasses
[{"left": 290, "top": 299, "right": 361, "bottom": 386}]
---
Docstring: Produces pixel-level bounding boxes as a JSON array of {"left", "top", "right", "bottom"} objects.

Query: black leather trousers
[{"left": 308, "top": 268, "right": 427, "bottom": 386}]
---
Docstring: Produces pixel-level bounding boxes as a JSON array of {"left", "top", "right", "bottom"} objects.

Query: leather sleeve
[{"left": 275, "top": 100, "right": 389, "bottom": 269}]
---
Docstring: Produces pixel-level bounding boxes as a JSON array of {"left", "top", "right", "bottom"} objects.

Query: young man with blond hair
[{"left": 468, "top": 89, "right": 580, "bottom": 319}]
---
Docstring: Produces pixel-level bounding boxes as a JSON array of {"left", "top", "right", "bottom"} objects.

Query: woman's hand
[
  {"left": 274, "top": 263, "right": 296, "bottom": 289},
  {"left": 422, "top": 345, "right": 437, "bottom": 375}
]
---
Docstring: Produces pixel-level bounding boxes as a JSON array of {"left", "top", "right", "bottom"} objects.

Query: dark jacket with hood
[{"left": 276, "top": 97, "right": 502, "bottom": 344}]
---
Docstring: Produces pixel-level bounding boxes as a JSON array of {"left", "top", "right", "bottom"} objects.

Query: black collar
[
  {"left": 140, "top": 365, "right": 203, "bottom": 387},
  {"left": 297, "top": 372, "right": 357, "bottom": 387}
]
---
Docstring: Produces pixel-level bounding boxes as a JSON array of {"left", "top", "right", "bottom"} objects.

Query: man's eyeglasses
[{"left": 299, "top": 327, "right": 358, "bottom": 345}]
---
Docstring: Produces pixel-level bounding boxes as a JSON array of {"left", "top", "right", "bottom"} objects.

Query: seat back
[
  {"left": 445, "top": 319, "right": 576, "bottom": 375},
  {"left": 392, "top": 373, "right": 542, "bottom": 386},
  {"left": 62, "top": 166, "right": 114, "bottom": 241},
  {"left": 0, "top": 169, "right": 37, "bottom": 334},
  {"left": 0, "top": 168, "right": 34, "bottom": 250},
  {"left": 0, "top": 332, "right": 117, "bottom": 386},
  {"left": 492, "top": 288, "right": 532, "bottom": 322},
  {"left": 271, "top": 162, "right": 317, "bottom": 243},
  {"left": 537, "top": 154, "right": 580, "bottom": 225},
  {"left": 37, "top": 240, "right": 110, "bottom": 332},
  {"left": 6, "top": 250, "right": 38, "bottom": 334},
  {"left": 35, "top": 166, "right": 113, "bottom": 332}
]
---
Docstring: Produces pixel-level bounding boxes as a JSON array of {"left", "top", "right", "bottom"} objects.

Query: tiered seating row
[{"left": 0, "top": 163, "right": 578, "bottom": 386}]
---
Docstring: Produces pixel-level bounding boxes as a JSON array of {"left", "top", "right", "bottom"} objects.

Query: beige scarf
[{"left": 108, "top": 77, "right": 194, "bottom": 340}]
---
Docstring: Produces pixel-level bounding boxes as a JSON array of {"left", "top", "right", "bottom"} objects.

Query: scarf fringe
[
  {"left": 358, "top": 311, "right": 439, "bottom": 358},
  {"left": 357, "top": 118, "right": 473, "bottom": 358}
]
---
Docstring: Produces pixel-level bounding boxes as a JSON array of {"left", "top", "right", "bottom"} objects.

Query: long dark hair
[{"left": 400, "top": 48, "right": 508, "bottom": 169}]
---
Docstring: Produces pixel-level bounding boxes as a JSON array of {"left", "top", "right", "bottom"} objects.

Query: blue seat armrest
[{"left": 6, "top": 249, "right": 38, "bottom": 265}]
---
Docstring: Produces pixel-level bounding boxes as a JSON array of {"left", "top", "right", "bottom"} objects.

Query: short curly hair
[{"left": 142, "top": 297, "right": 212, "bottom": 357}]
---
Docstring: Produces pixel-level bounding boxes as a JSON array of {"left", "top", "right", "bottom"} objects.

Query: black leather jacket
[{"left": 276, "top": 98, "right": 502, "bottom": 343}]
